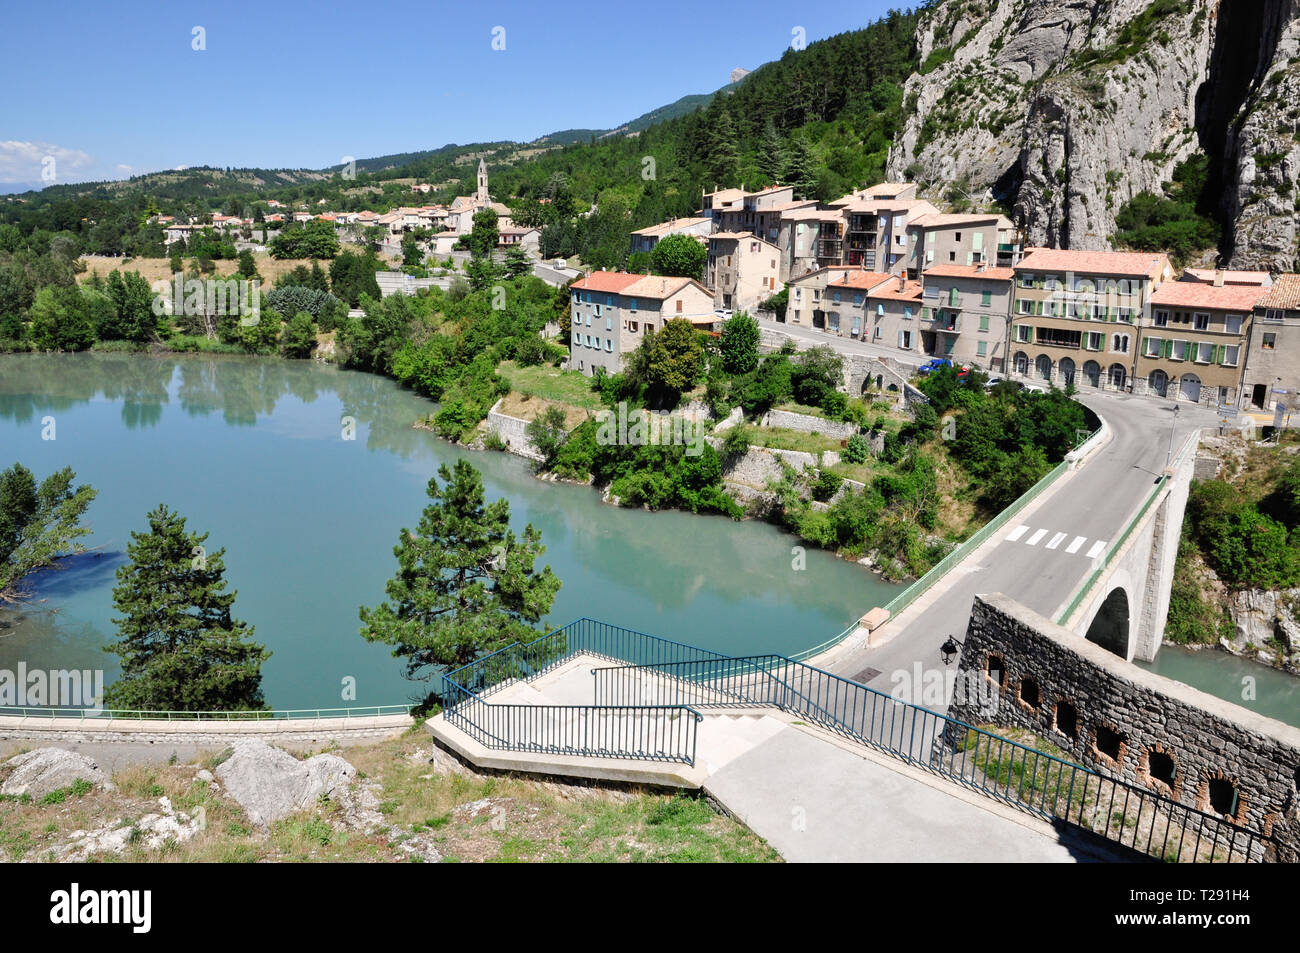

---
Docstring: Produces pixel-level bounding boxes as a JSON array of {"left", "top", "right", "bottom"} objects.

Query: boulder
[
  {"left": 214, "top": 741, "right": 374, "bottom": 828},
  {"left": 1, "top": 748, "right": 112, "bottom": 799}
]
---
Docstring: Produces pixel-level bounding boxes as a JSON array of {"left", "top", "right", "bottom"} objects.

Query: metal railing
[
  {"left": 438, "top": 619, "right": 725, "bottom": 766},
  {"left": 591, "top": 653, "right": 1267, "bottom": 862},
  {"left": 0, "top": 704, "right": 412, "bottom": 721}
]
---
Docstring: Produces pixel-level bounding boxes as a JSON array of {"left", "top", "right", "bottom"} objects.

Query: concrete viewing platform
[{"left": 428, "top": 654, "right": 1115, "bottom": 863}]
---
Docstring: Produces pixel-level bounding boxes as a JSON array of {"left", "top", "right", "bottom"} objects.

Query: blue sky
[{"left": 0, "top": 0, "right": 902, "bottom": 189}]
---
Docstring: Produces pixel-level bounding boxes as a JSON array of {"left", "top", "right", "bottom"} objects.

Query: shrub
[{"left": 843, "top": 433, "right": 870, "bottom": 464}]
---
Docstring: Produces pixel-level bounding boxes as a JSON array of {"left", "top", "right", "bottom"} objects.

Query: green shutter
[
  {"left": 1028, "top": 326, "right": 1035, "bottom": 343},
  {"left": 1164, "top": 339, "right": 1173, "bottom": 359}
]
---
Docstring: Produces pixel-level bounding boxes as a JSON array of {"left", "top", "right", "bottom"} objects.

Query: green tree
[
  {"left": 628, "top": 318, "right": 704, "bottom": 404},
  {"left": 719, "top": 312, "right": 760, "bottom": 374},
  {"left": 526, "top": 405, "right": 570, "bottom": 467},
  {"left": 650, "top": 233, "right": 707, "bottom": 279},
  {"left": 359, "top": 459, "right": 561, "bottom": 706},
  {"left": 783, "top": 134, "right": 816, "bottom": 198},
  {"left": 0, "top": 464, "right": 97, "bottom": 602},
  {"left": 466, "top": 208, "right": 500, "bottom": 259},
  {"left": 504, "top": 243, "right": 532, "bottom": 280},
  {"left": 28, "top": 286, "right": 97, "bottom": 351},
  {"left": 401, "top": 232, "right": 425, "bottom": 268},
  {"left": 236, "top": 250, "right": 261, "bottom": 281},
  {"left": 280, "top": 311, "right": 317, "bottom": 358},
  {"left": 103, "top": 504, "right": 269, "bottom": 711}
]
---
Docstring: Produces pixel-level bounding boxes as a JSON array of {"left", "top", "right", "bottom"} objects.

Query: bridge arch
[{"left": 1084, "top": 586, "right": 1131, "bottom": 658}]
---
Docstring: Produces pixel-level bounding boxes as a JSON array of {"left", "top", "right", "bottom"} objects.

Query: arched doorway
[
  {"left": 1083, "top": 360, "right": 1101, "bottom": 387},
  {"left": 1148, "top": 369, "right": 1168, "bottom": 397},
  {"left": 1085, "top": 587, "right": 1130, "bottom": 658},
  {"left": 1035, "top": 354, "right": 1052, "bottom": 381},
  {"left": 1108, "top": 363, "right": 1127, "bottom": 389},
  {"left": 1059, "top": 357, "right": 1076, "bottom": 387},
  {"left": 1180, "top": 373, "right": 1202, "bottom": 403},
  {"left": 1014, "top": 351, "right": 1029, "bottom": 375}
]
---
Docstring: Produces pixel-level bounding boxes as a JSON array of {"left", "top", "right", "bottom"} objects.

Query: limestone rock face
[
  {"left": 887, "top": 0, "right": 1300, "bottom": 269},
  {"left": 1, "top": 747, "right": 113, "bottom": 798},
  {"left": 215, "top": 740, "right": 373, "bottom": 828}
]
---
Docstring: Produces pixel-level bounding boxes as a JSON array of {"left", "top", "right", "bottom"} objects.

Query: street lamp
[
  {"left": 1165, "top": 403, "right": 1180, "bottom": 470},
  {"left": 940, "top": 635, "right": 964, "bottom": 666}
]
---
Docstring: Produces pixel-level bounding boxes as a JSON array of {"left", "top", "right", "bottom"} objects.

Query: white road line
[
  {"left": 1045, "top": 532, "right": 1067, "bottom": 550},
  {"left": 1006, "top": 525, "right": 1029, "bottom": 542},
  {"left": 1065, "top": 536, "right": 1087, "bottom": 554},
  {"left": 1026, "top": 529, "right": 1048, "bottom": 546},
  {"left": 1086, "top": 540, "right": 1108, "bottom": 559}
]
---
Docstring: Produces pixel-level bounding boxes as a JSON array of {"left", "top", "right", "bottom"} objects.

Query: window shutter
[{"left": 1164, "top": 340, "right": 1173, "bottom": 359}]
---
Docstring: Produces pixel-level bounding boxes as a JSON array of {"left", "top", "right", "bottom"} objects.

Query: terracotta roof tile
[{"left": 1015, "top": 247, "right": 1169, "bottom": 278}]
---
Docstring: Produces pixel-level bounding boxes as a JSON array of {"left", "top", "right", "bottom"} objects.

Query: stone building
[
  {"left": 568, "top": 271, "right": 715, "bottom": 376},
  {"left": 1242, "top": 274, "right": 1300, "bottom": 413},
  {"left": 918, "top": 263, "right": 1015, "bottom": 370},
  {"left": 705, "top": 233, "right": 781, "bottom": 312}
]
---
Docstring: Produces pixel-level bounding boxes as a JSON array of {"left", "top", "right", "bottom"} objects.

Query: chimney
[
  {"left": 1213, "top": 269, "right": 1225, "bottom": 288},
  {"left": 898, "top": 273, "right": 906, "bottom": 291},
  {"left": 977, "top": 261, "right": 988, "bottom": 273}
]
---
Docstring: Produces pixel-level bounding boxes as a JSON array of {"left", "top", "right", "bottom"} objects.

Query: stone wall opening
[
  {"left": 1139, "top": 745, "right": 1180, "bottom": 799},
  {"left": 1091, "top": 724, "right": 1127, "bottom": 769},
  {"left": 1018, "top": 677, "right": 1040, "bottom": 711},
  {"left": 1209, "top": 777, "right": 1238, "bottom": 816},
  {"left": 1054, "top": 700, "right": 1078, "bottom": 741},
  {"left": 1085, "top": 587, "right": 1130, "bottom": 658},
  {"left": 985, "top": 654, "right": 1006, "bottom": 690}
]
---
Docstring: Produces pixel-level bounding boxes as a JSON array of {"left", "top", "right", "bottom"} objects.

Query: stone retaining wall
[
  {"left": 0, "top": 714, "right": 413, "bottom": 746},
  {"left": 951, "top": 594, "right": 1300, "bottom": 861},
  {"left": 762, "top": 408, "right": 859, "bottom": 440},
  {"left": 486, "top": 400, "right": 544, "bottom": 461}
]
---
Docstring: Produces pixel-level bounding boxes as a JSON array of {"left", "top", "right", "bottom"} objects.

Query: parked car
[{"left": 918, "top": 358, "right": 952, "bottom": 374}]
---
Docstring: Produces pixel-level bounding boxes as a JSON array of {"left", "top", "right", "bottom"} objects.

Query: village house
[
  {"left": 629, "top": 217, "right": 712, "bottom": 256},
  {"left": 785, "top": 266, "right": 859, "bottom": 327},
  {"left": 819, "top": 270, "right": 895, "bottom": 339},
  {"left": 568, "top": 271, "right": 716, "bottom": 376},
  {"left": 499, "top": 225, "right": 541, "bottom": 249},
  {"left": 444, "top": 159, "right": 513, "bottom": 235},
  {"left": 1135, "top": 271, "right": 1270, "bottom": 404},
  {"left": 866, "top": 273, "right": 927, "bottom": 353},
  {"left": 1008, "top": 248, "right": 1173, "bottom": 391},
  {"left": 918, "top": 263, "right": 1015, "bottom": 370},
  {"left": 1242, "top": 273, "right": 1300, "bottom": 413},
  {"left": 705, "top": 233, "right": 781, "bottom": 312},
  {"left": 907, "top": 213, "right": 1021, "bottom": 276}
]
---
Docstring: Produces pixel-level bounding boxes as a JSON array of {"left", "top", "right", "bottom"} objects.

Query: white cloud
[
  {"left": 115, "top": 163, "right": 133, "bottom": 175},
  {"left": 0, "top": 140, "right": 95, "bottom": 184}
]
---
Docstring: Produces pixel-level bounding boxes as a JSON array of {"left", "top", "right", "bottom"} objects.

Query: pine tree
[
  {"left": 758, "top": 118, "right": 787, "bottom": 182},
  {"left": 783, "top": 134, "right": 816, "bottom": 199},
  {"left": 104, "top": 505, "right": 269, "bottom": 712},
  {"left": 360, "top": 459, "right": 560, "bottom": 706},
  {"left": 503, "top": 243, "right": 532, "bottom": 279}
]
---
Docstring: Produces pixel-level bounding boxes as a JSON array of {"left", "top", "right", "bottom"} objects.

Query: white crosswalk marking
[
  {"left": 1026, "top": 528, "right": 1048, "bottom": 546},
  {"left": 1045, "top": 532, "right": 1067, "bottom": 550},
  {"left": 1065, "top": 536, "right": 1087, "bottom": 554},
  {"left": 1086, "top": 540, "right": 1107, "bottom": 559},
  {"left": 1006, "top": 525, "right": 1029, "bottom": 542}
]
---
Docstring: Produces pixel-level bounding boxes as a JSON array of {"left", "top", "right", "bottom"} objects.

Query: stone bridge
[{"left": 1053, "top": 429, "right": 1198, "bottom": 662}]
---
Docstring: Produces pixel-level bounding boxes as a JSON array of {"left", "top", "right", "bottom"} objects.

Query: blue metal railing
[
  {"left": 591, "top": 653, "right": 1267, "bottom": 863},
  {"left": 438, "top": 619, "right": 723, "bottom": 766}
]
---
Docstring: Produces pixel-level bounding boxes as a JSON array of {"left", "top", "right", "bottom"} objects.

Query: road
[
  {"left": 756, "top": 313, "right": 928, "bottom": 369},
  {"left": 819, "top": 390, "right": 1218, "bottom": 704}
]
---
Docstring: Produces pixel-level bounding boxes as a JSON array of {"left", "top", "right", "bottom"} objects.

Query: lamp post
[
  {"left": 940, "top": 635, "right": 964, "bottom": 666},
  {"left": 1165, "top": 403, "right": 1180, "bottom": 469}
]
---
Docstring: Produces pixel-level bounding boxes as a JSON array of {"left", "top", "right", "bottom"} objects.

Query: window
[
  {"left": 977, "top": 340, "right": 987, "bottom": 357},
  {"left": 606, "top": 295, "right": 613, "bottom": 306},
  {"left": 629, "top": 298, "right": 637, "bottom": 312},
  {"left": 903, "top": 306, "right": 913, "bottom": 320},
  {"left": 981, "top": 291, "right": 992, "bottom": 307},
  {"left": 1018, "top": 299, "right": 1033, "bottom": 315},
  {"left": 594, "top": 304, "right": 602, "bottom": 317},
  {"left": 585, "top": 313, "right": 592, "bottom": 326},
  {"left": 853, "top": 293, "right": 863, "bottom": 306},
  {"left": 1016, "top": 325, "right": 1032, "bottom": 343},
  {"left": 1172, "top": 339, "right": 1188, "bottom": 360},
  {"left": 1085, "top": 332, "right": 1103, "bottom": 351},
  {"left": 832, "top": 290, "right": 841, "bottom": 303},
  {"left": 979, "top": 315, "right": 990, "bottom": 332},
  {"left": 606, "top": 315, "right": 613, "bottom": 331},
  {"left": 675, "top": 300, "right": 683, "bottom": 313},
  {"left": 1111, "top": 334, "right": 1129, "bottom": 354},
  {"left": 1265, "top": 309, "right": 1285, "bottom": 322},
  {"left": 605, "top": 339, "right": 613, "bottom": 353},
  {"left": 873, "top": 325, "right": 881, "bottom": 340},
  {"left": 572, "top": 309, "right": 580, "bottom": 324},
  {"left": 1194, "top": 312, "right": 1210, "bottom": 331},
  {"left": 1197, "top": 342, "right": 1214, "bottom": 363},
  {"left": 1019, "top": 274, "right": 1034, "bottom": 288},
  {"left": 629, "top": 321, "right": 639, "bottom": 333},
  {"left": 1144, "top": 336, "right": 1162, "bottom": 357},
  {"left": 1263, "top": 333, "right": 1277, "bottom": 350},
  {"left": 1222, "top": 345, "right": 1239, "bottom": 366},
  {"left": 1224, "top": 315, "right": 1242, "bottom": 334},
  {"left": 948, "top": 251, "right": 956, "bottom": 262}
]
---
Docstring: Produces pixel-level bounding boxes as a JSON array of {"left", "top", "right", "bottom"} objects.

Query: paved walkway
[{"left": 429, "top": 655, "right": 1108, "bottom": 862}]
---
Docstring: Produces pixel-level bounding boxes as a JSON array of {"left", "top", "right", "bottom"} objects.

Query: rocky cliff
[{"left": 887, "top": 0, "right": 1300, "bottom": 271}]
